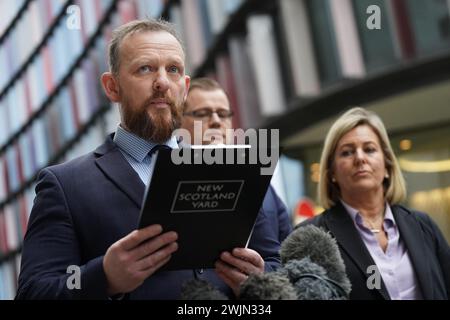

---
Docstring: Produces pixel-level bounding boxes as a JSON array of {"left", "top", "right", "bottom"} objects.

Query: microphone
[
  {"left": 279, "top": 258, "right": 346, "bottom": 299},
  {"left": 239, "top": 273, "right": 297, "bottom": 300},
  {"left": 180, "top": 225, "right": 351, "bottom": 300},
  {"left": 180, "top": 279, "right": 229, "bottom": 300},
  {"left": 180, "top": 273, "right": 297, "bottom": 300},
  {"left": 279, "top": 225, "right": 351, "bottom": 299}
]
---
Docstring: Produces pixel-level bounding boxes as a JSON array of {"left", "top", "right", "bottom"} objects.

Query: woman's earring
[
  {"left": 385, "top": 173, "right": 389, "bottom": 179},
  {"left": 332, "top": 177, "right": 336, "bottom": 183}
]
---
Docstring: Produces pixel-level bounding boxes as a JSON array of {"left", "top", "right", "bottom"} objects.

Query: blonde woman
[{"left": 300, "top": 107, "right": 449, "bottom": 300}]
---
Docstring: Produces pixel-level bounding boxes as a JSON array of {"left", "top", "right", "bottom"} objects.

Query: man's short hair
[
  {"left": 108, "top": 19, "right": 183, "bottom": 75},
  {"left": 184, "top": 78, "right": 228, "bottom": 112},
  {"left": 188, "top": 77, "right": 223, "bottom": 94}
]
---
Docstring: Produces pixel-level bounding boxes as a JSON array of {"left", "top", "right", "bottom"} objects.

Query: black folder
[{"left": 138, "top": 146, "right": 276, "bottom": 270}]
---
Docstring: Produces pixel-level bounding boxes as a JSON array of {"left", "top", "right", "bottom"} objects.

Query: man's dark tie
[{"left": 148, "top": 144, "right": 172, "bottom": 158}]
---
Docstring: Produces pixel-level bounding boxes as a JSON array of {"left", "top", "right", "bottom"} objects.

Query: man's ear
[
  {"left": 101, "top": 72, "right": 120, "bottom": 102},
  {"left": 183, "top": 75, "right": 191, "bottom": 100}
]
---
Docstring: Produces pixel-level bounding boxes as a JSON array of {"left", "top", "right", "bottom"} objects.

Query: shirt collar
[
  {"left": 340, "top": 199, "right": 396, "bottom": 227},
  {"left": 113, "top": 125, "right": 178, "bottom": 162}
]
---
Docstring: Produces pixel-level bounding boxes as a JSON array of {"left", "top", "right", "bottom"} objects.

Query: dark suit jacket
[
  {"left": 300, "top": 201, "right": 450, "bottom": 300},
  {"left": 16, "top": 135, "right": 292, "bottom": 300}
]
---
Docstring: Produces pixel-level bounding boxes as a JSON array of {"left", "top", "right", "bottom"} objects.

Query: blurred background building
[{"left": 0, "top": 0, "right": 449, "bottom": 299}]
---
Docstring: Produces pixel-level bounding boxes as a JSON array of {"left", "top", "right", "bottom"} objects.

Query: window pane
[
  {"left": 407, "top": 0, "right": 450, "bottom": 55},
  {"left": 306, "top": 0, "right": 341, "bottom": 86},
  {"left": 352, "top": 0, "right": 398, "bottom": 72}
]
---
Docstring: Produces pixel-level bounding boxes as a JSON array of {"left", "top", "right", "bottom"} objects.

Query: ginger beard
[{"left": 120, "top": 90, "right": 182, "bottom": 143}]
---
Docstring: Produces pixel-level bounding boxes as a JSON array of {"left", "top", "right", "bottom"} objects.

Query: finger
[
  {"left": 215, "top": 260, "right": 248, "bottom": 283},
  {"left": 140, "top": 254, "right": 172, "bottom": 278},
  {"left": 232, "top": 248, "right": 264, "bottom": 272},
  {"left": 219, "top": 251, "right": 262, "bottom": 276},
  {"left": 136, "top": 242, "right": 178, "bottom": 271},
  {"left": 232, "top": 248, "right": 264, "bottom": 270},
  {"left": 120, "top": 225, "right": 163, "bottom": 250},
  {"left": 216, "top": 268, "right": 236, "bottom": 289},
  {"left": 131, "top": 231, "right": 178, "bottom": 260},
  {"left": 215, "top": 261, "right": 246, "bottom": 296}
]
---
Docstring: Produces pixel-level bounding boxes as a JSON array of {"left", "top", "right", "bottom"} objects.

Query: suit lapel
[
  {"left": 392, "top": 206, "right": 432, "bottom": 299},
  {"left": 324, "top": 203, "right": 391, "bottom": 299},
  {"left": 94, "top": 135, "right": 145, "bottom": 208}
]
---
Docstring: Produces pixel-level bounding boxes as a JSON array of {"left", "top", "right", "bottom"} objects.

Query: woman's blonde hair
[{"left": 318, "top": 107, "right": 406, "bottom": 209}]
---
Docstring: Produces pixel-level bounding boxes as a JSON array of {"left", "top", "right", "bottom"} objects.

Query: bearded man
[{"left": 16, "top": 19, "right": 284, "bottom": 300}]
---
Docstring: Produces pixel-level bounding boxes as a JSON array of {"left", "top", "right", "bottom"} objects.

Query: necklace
[{"left": 364, "top": 218, "right": 382, "bottom": 233}]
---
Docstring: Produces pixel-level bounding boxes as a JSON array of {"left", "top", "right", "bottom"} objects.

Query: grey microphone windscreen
[
  {"left": 280, "top": 225, "right": 351, "bottom": 295},
  {"left": 239, "top": 272, "right": 297, "bottom": 300},
  {"left": 180, "top": 279, "right": 229, "bottom": 300}
]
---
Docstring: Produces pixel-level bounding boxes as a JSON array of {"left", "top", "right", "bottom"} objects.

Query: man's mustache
[{"left": 143, "top": 94, "right": 176, "bottom": 109}]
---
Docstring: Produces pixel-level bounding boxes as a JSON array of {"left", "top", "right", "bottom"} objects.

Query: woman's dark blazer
[{"left": 300, "top": 201, "right": 450, "bottom": 300}]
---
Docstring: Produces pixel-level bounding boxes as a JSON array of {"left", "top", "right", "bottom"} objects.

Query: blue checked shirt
[{"left": 113, "top": 125, "right": 178, "bottom": 186}]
